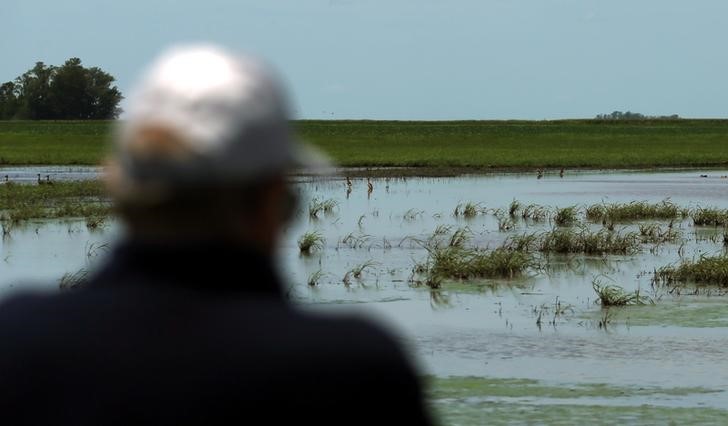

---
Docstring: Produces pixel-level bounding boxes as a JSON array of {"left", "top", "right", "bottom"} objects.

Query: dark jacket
[{"left": 0, "top": 241, "right": 433, "bottom": 425}]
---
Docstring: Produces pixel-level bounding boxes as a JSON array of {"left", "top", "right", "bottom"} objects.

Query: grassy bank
[{"left": 2, "top": 119, "right": 728, "bottom": 169}]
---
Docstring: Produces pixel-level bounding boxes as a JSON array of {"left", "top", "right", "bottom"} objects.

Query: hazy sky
[{"left": 3, "top": 0, "right": 728, "bottom": 119}]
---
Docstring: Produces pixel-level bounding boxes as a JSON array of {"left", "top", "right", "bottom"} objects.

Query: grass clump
[
  {"left": 59, "top": 268, "right": 89, "bottom": 291},
  {"left": 454, "top": 202, "right": 485, "bottom": 218},
  {"left": 423, "top": 246, "right": 534, "bottom": 282},
  {"left": 638, "top": 223, "right": 680, "bottom": 244},
  {"left": 0, "top": 180, "right": 111, "bottom": 223},
  {"left": 586, "top": 200, "right": 686, "bottom": 223},
  {"left": 553, "top": 206, "right": 579, "bottom": 226},
  {"left": 691, "top": 207, "right": 728, "bottom": 226},
  {"left": 539, "top": 227, "right": 640, "bottom": 255},
  {"left": 655, "top": 254, "right": 728, "bottom": 287},
  {"left": 342, "top": 260, "right": 378, "bottom": 285},
  {"left": 521, "top": 204, "right": 548, "bottom": 222},
  {"left": 504, "top": 232, "right": 541, "bottom": 252},
  {"left": 403, "top": 208, "right": 424, "bottom": 221},
  {"left": 592, "top": 277, "right": 652, "bottom": 306},
  {"left": 508, "top": 199, "right": 521, "bottom": 217},
  {"left": 298, "top": 231, "right": 325, "bottom": 254},
  {"left": 341, "top": 232, "right": 372, "bottom": 249},
  {"left": 308, "top": 198, "right": 338, "bottom": 219},
  {"left": 307, "top": 270, "right": 325, "bottom": 286}
]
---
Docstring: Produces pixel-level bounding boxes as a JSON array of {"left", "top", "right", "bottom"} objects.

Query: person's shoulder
[
  {"left": 0, "top": 287, "right": 113, "bottom": 337},
  {"left": 289, "top": 308, "right": 411, "bottom": 363}
]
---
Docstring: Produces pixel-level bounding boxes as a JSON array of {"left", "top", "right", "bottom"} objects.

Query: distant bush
[{"left": 594, "top": 111, "right": 680, "bottom": 121}]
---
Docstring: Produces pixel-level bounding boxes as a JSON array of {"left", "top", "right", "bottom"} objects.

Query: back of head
[{"left": 106, "top": 44, "right": 325, "bottom": 244}]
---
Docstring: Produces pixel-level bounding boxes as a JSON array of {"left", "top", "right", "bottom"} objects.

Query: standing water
[{"left": 2, "top": 168, "right": 728, "bottom": 424}]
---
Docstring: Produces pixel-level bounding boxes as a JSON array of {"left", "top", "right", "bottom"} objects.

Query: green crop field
[{"left": 1, "top": 119, "right": 728, "bottom": 170}]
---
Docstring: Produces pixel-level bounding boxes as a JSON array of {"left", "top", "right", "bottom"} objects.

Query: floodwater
[
  {"left": 2, "top": 168, "right": 728, "bottom": 424},
  {"left": 0, "top": 165, "right": 102, "bottom": 183}
]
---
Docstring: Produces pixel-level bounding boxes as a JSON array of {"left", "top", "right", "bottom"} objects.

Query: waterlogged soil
[{"left": 3, "top": 169, "right": 728, "bottom": 424}]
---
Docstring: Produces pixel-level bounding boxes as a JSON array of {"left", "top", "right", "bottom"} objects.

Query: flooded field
[{"left": 3, "top": 169, "right": 728, "bottom": 424}]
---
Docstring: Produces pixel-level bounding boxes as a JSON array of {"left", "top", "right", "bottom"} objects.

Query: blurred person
[{"left": 0, "top": 45, "right": 433, "bottom": 425}]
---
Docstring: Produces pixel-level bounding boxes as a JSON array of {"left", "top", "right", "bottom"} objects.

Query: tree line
[
  {"left": 595, "top": 111, "right": 680, "bottom": 120},
  {"left": 0, "top": 58, "right": 123, "bottom": 120}
]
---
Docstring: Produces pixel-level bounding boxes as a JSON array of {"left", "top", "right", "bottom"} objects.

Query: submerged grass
[
  {"left": 592, "top": 277, "right": 652, "bottom": 306},
  {"left": 421, "top": 246, "right": 534, "bottom": 285},
  {"left": 585, "top": 199, "right": 686, "bottom": 223},
  {"left": 58, "top": 268, "right": 89, "bottom": 291},
  {"left": 297, "top": 231, "right": 325, "bottom": 254},
  {"left": 521, "top": 204, "right": 549, "bottom": 222},
  {"left": 638, "top": 223, "right": 681, "bottom": 244},
  {"left": 307, "top": 270, "right": 325, "bottom": 287},
  {"left": 454, "top": 201, "right": 485, "bottom": 218},
  {"left": 308, "top": 197, "right": 338, "bottom": 219},
  {"left": 0, "top": 180, "right": 111, "bottom": 223},
  {"left": 539, "top": 227, "right": 640, "bottom": 255},
  {"left": 655, "top": 254, "right": 728, "bottom": 287},
  {"left": 691, "top": 207, "right": 728, "bottom": 226},
  {"left": 342, "top": 260, "right": 378, "bottom": 285},
  {"left": 553, "top": 206, "right": 579, "bottom": 226}
]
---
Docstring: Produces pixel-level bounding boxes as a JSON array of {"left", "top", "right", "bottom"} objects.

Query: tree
[
  {"left": 0, "top": 82, "right": 20, "bottom": 119},
  {"left": 15, "top": 62, "right": 56, "bottom": 119},
  {"left": 0, "top": 58, "right": 123, "bottom": 119}
]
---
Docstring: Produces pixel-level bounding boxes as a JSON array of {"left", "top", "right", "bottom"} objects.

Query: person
[{"left": 0, "top": 44, "right": 434, "bottom": 425}]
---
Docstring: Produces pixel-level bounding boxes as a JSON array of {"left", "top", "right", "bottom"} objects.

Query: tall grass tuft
[
  {"left": 521, "top": 204, "right": 548, "bottom": 222},
  {"left": 308, "top": 198, "right": 338, "bottom": 219},
  {"left": 343, "top": 260, "right": 378, "bottom": 285},
  {"left": 691, "top": 207, "right": 728, "bottom": 226},
  {"left": 655, "top": 254, "right": 728, "bottom": 287},
  {"left": 553, "top": 206, "right": 579, "bottom": 226},
  {"left": 421, "top": 246, "right": 534, "bottom": 282},
  {"left": 454, "top": 202, "right": 485, "bottom": 218},
  {"left": 586, "top": 199, "right": 685, "bottom": 223},
  {"left": 592, "top": 277, "right": 652, "bottom": 306},
  {"left": 638, "top": 223, "right": 680, "bottom": 244},
  {"left": 508, "top": 199, "right": 521, "bottom": 218},
  {"left": 307, "top": 270, "right": 325, "bottom": 286},
  {"left": 298, "top": 231, "right": 325, "bottom": 254},
  {"left": 539, "top": 227, "right": 640, "bottom": 255},
  {"left": 59, "top": 268, "right": 89, "bottom": 291}
]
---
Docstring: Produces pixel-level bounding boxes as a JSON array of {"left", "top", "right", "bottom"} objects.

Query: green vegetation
[
  {"left": 520, "top": 203, "right": 549, "bottom": 221},
  {"left": 586, "top": 200, "right": 686, "bottom": 222},
  {"left": 538, "top": 228, "right": 640, "bottom": 255},
  {"left": 297, "top": 231, "right": 325, "bottom": 254},
  {"left": 307, "top": 270, "right": 325, "bottom": 287},
  {"left": 419, "top": 246, "right": 534, "bottom": 286},
  {"left": 0, "top": 180, "right": 111, "bottom": 223},
  {"left": 604, "top": 301, "right": 728, "bottom": 328},
  {"left": 0, "top": 58, "right": 122, "bottom": 120},
  {"left": 453, "top": 201, "right": 485, "bottom": 218},
  {"left": 553, "top": 205, "right": 579, "bottom": 226},
  {"left": 691, "top": 207, "right": 728, "bottom": 226},
  {"left": 655, "top": 254, "right": 728, "bottom": 287},
  {"left": 342, "top": 260, "right": 378, "bottom": 285},
  {"left": 296, "top": 119, "right": 728, "bottom": 169},
  {"left": 0, "top": 121, "right": 112, "bottom": 164},
  {"left": 6, "top": 120, "right": 728, "bottom": 168},
  {"left": 638, "top": 223, "right": 680, "bottom": 244},
  {"left": 58, "top": 268, "right": 89, "bottom": 291},
  {"left": 427, "top": 376, "right": 726, "bottom": 426},
  {"left": 592, "top": 277, "right": 652, "bottom": 306},
  {"left": 308, "top": 197, "right": 338, "bottom": 219}
]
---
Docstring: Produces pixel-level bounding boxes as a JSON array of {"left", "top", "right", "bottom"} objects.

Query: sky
[{"left": 3, "top": 0, "right": 728, "bottom": 120}]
